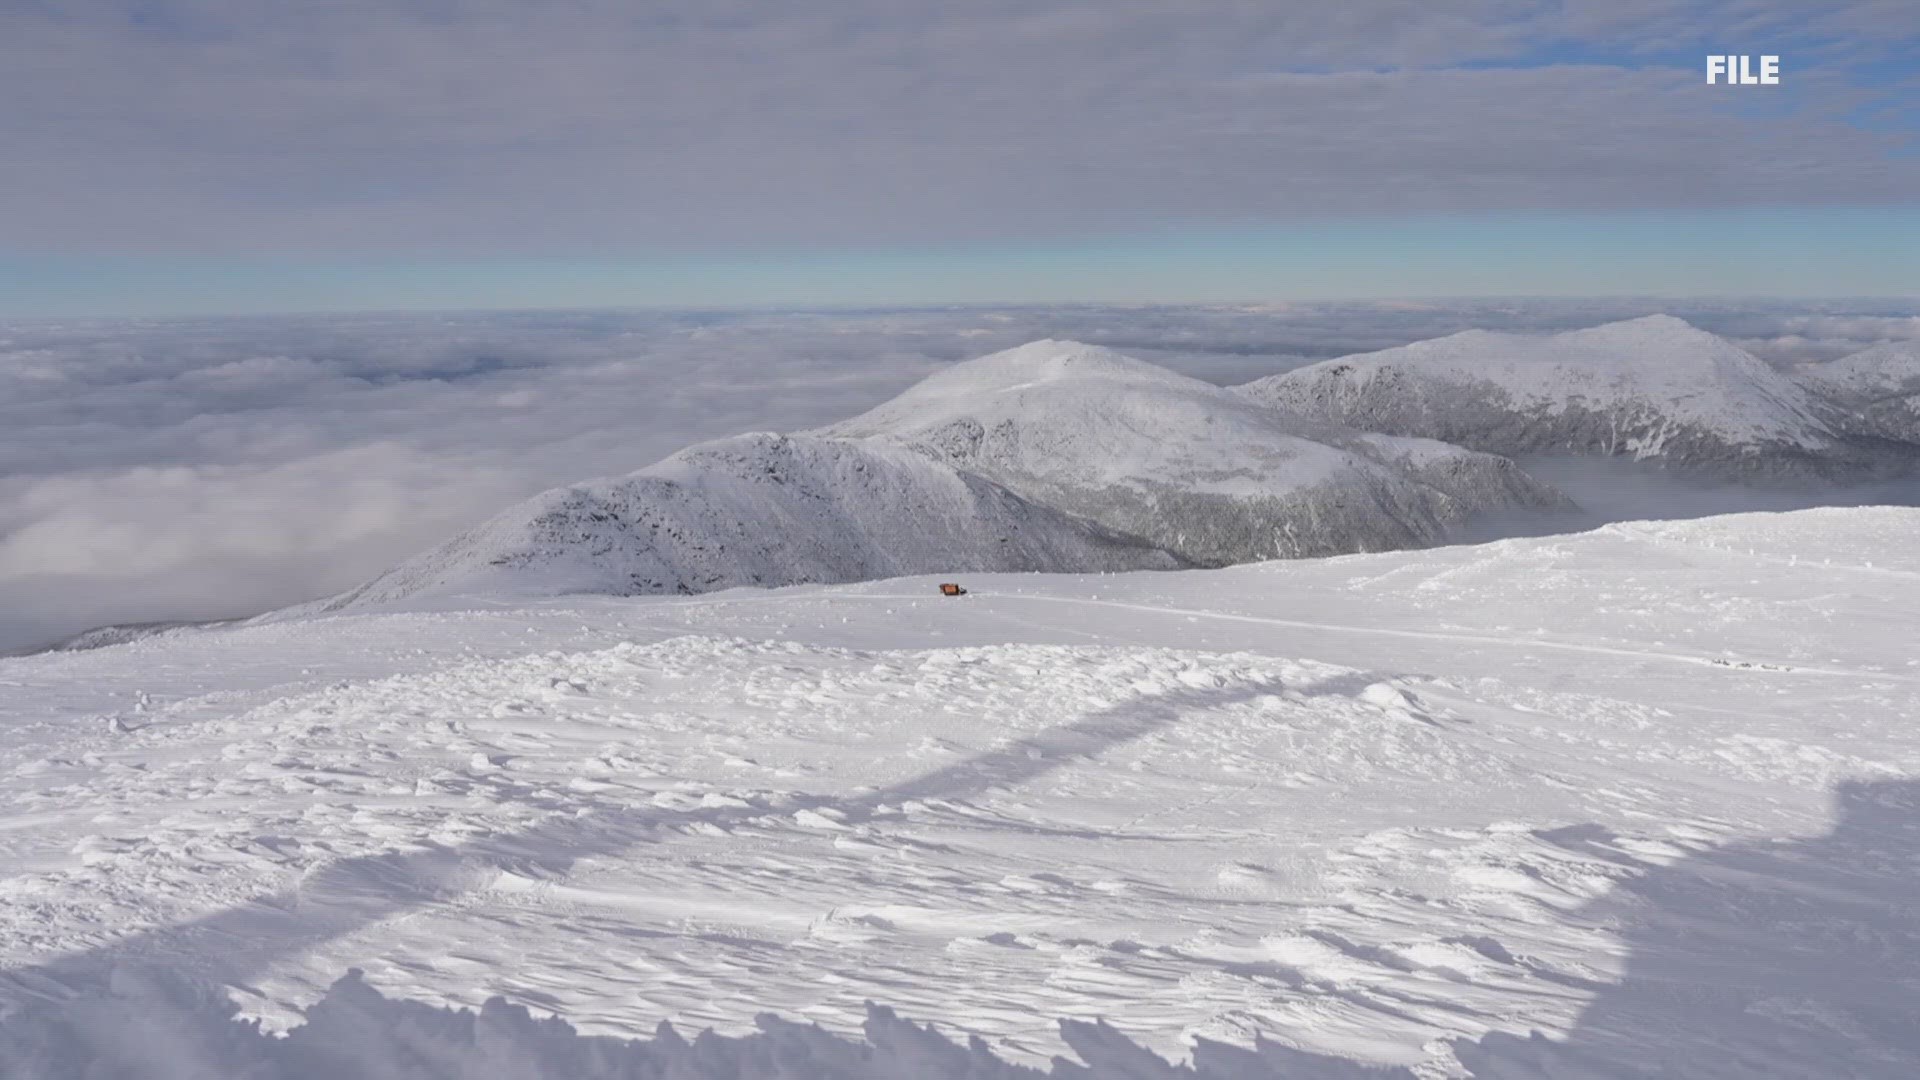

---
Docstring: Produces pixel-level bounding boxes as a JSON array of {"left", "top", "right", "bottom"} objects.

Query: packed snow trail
[{"left": 1, "top": 507, "right": 1917, "bottom": 1076}]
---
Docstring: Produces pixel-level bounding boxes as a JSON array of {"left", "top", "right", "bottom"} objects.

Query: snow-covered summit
[
  {"left": 1795, "top": 342, "right": 1920, "bottom": 444},
  {"left": 1238, "top": 316, "right": 1914, "bottom": 480},
  {"left": 872, "top": 338, "right": 1204, "bottom": 401},
  {"left": 310, "top": 431, "right": 1177, "bottom": 612},
  {"left": 818, "top": 338, "right": 1568, "bottom": 565}
]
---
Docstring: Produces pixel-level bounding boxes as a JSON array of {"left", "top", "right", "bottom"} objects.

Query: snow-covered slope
[
  {"left": 313, "top": 432, "right": 1177, "bottom": 611},
  {"left": 4, "top": 507, "right": 1917, "bottom": 1078},
  {"left": 1795, "top": 341, "right": 1920, "bottom": 444},
  {"left": 819, "top": 339, "right": 1567, "bottom": 565},
  {"left": 1239, "top": 315, "right": 1917, "bottom": 481}
]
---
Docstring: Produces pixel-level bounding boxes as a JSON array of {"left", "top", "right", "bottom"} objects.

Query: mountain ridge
[
  {"left": 1237, "top": 315, "right": 1918, "bottom": 481},
  {"left": 303, "top": 339, "right": 1571, "bottom": 612},
  {"left": 303, "top": 431, "right": 1181, "bottom": 613},
  {"left": 817, "top": 339, "right": 1569, "bottom": 565}
]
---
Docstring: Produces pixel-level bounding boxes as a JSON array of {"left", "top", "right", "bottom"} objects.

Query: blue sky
[
  {"left": 6, "top": 210, "right": 1917, "bottom": 317},
  {"left": 2, "top": 2, "right": 1916, "bottom": 315}
]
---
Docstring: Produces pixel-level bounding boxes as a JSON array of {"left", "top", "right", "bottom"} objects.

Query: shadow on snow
[
  {"left": 4, "top": 681, "right": 1918, "bottom": 1076},
  {"left": 1457, "top": 776, "right": 1920, "bottom": 1078}
]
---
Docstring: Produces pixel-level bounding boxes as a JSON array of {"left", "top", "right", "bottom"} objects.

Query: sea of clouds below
[{"left": 3, "top": 299, "right": 1918, "bottom": 652}]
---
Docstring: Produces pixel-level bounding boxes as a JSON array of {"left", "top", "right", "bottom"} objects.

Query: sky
[{"left": 3, "top": 0, "right": 1918, "bottom": 314}]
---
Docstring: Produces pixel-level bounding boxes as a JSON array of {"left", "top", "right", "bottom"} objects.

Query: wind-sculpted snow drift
[
  {"left": 15, "top": 774, "right": 1920, "bottom": 1079},
  {"left": 1238, "top": 315, "right": 1920, "bottom": 482},
  {"left": 314, "top": 341, "right": 1567, "bottom": 609}
]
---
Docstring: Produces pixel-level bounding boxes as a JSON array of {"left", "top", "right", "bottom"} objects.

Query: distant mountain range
[
  {"left": 1240, "top": 315, "right": 1920, "bottom": 482},
  {"left": 306, "top": 320, "right": 1917, "bottom": 611}
]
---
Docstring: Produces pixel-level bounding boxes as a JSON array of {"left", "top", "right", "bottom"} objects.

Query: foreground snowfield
[{"left": 2, "top": 507, "right": 1917, "bottom": 1076}]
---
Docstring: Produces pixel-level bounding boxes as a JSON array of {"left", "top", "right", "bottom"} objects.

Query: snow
[
  {"left": 308, "top": 431, "right": 1178, "bottom": 611},
  {"left": 818, "top": 339, "right": 1566, "bottom": 564},
  {"left": 306, "top": 340, "right": 1568, "bottom": 613},
  {"left": 3, "top": 505, "right": 1918, "bottom": 1076},
  {"left": 1235, "top": 316, "right": 1899, "bottom": 479},
  {"left": 822, "top": 339, "right": 1373, "bottom": 496},
  {"left": 0, "top": 970, "right": 1406, "bottom": 1079},
  {"left": 1796, "top": 341, "right": 1920, "bottom": 443},
  {"left": 1800, "top": 341, "right": 1920, "bottom": 396}
]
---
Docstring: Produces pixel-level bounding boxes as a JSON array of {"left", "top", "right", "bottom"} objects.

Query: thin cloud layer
[{"left": 3, "top": 1, "right": 1916, "bottom": 254}]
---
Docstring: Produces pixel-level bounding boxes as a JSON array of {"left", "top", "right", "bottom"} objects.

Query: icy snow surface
[{"left": 2, "top": 507, "right": 1918, "bottom": 1076}]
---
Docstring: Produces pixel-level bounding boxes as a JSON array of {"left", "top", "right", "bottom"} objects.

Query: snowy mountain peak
[
  {"left": 1367, "top": 317, "right": 1790, "bottom": 409},
  {"left": 1406, "top": 315, "right": 1709, "bottom": 356},
  {"left": 822, "top": 341, "right": 1566, "bottom": 565},
  {"left": 978, "top": 337, "right": 1145, "bottom": 370},
  {"left": 1558, "top": 314, "right": 1772, "bottom": 366},
  {"left": 1234, "top": 315, "right": 1920, "bottom": 480},
  {"left": 1398, "top": 315, "right": 1758, "bottom": 371},
  {"left": 888, "top": 338, "right": 1205, "bottom": 402},
  {"left": 1571, "top": 312, "right": 1702, "bottom": 337}
]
